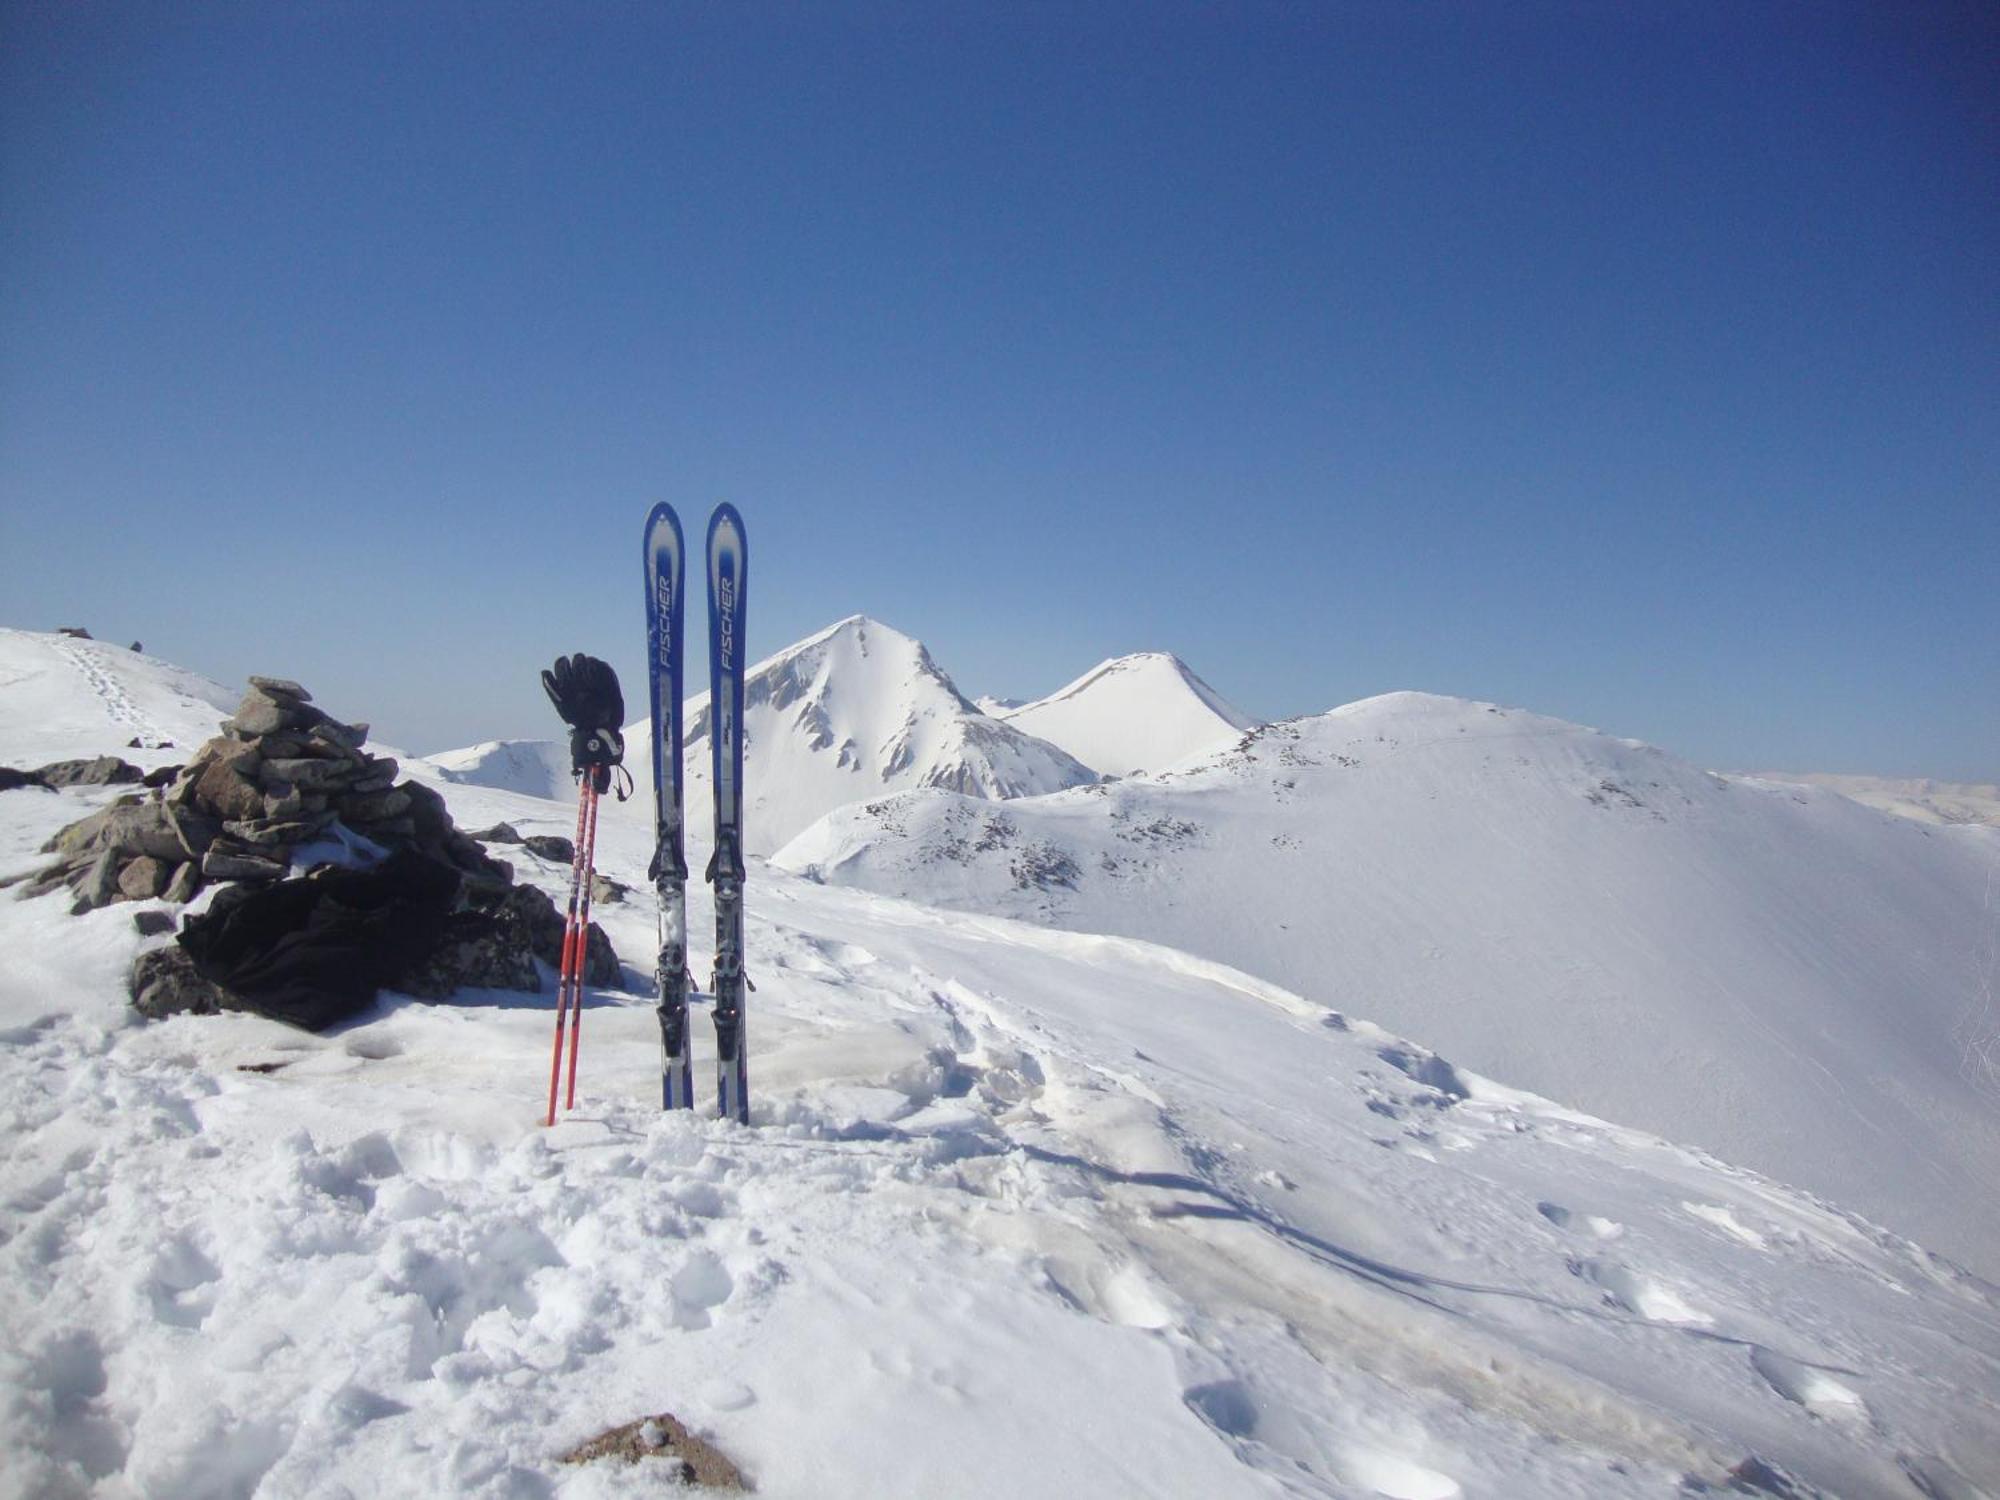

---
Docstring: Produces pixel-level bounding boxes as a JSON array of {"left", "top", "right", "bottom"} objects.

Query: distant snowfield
[
  {"left": 1747, "top": 770, "right": 2000, "bottom": 829},
  {"left": 4, "top": 627, "right": 1999, "bottom": 1499},
  {"left": 428, "top": 737, "right": 576, "bottom": 803},
  {"left": 780, "top": 691, "right": 2000, "bottom": 1281}
]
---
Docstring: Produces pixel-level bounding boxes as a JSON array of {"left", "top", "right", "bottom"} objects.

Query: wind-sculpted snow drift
[
  {"left": 6, "top": 629, "right": 1998, "bottom": 1497},
  {"left": 780, "top": 691, "right": 2000, "bottom": 1279}
]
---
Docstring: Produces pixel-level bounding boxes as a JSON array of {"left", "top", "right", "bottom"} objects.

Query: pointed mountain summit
[
  {"left": 678, "top": 615, "right": 1096, "bottom": 856},
  {"left": 997, "top": 651, "right": 1256, "bottom": 776},
  {"left": 420, "top": 616, "right": 1099, "bottom": 850}
]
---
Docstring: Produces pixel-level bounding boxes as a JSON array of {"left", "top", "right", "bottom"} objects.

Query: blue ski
[
  {"left": 705, "top": 503, "right": 750, "bottom": 1123},
  {"left": 644, "top": 503, "right": 694, "bottom": 1110}
]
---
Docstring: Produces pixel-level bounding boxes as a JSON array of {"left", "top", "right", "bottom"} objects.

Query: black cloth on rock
[{"left": 176, "top": 849, "right": 462, "bottom": 1031}]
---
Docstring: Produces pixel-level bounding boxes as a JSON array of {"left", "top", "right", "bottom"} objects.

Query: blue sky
[{"left": 2, "top": 2, "right": 1994, "bottom": 778}]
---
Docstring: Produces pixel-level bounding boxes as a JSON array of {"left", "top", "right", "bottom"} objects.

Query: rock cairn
[
  {"left": 24, "top": 677, "right": 500, "bottom": 912},
  {"left": 14, "top": 675, "right": 620, "bottom": 1026}
]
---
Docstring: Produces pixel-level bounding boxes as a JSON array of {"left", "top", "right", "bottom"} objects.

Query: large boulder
[{"left": 42, "top": 801, "right": 193, "bottom": 864}]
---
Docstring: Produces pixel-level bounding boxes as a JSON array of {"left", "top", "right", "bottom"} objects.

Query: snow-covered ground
[
  {"left": 1746, "top": 772, "right": 2000, "bottom": 830},
  {"left": 994, "top": 651, "right": 1255, "bottom": 776},
  {"left": 779, "top": 692, "right": 2000, "bottom": 1282},
  {"left": 428, "top": 739, "right": 578, "bottom": 804},
  {"left": 0, "top": 629, "right": 239, "bottom": 762},
  {"left": 5, "top": 630, "right": 1999, "bottom": 1499}
]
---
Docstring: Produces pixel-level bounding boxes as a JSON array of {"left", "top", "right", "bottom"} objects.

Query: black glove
[{"left": 541, "top": 654, "right": 626, "bottom": 780}]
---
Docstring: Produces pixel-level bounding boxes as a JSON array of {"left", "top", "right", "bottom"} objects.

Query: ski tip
[
  {"left": 645, "top": 501, "right": 685, "bottom": 546},
  {"left": 707, "top": 502, "right": 746, "bottom": 548}
]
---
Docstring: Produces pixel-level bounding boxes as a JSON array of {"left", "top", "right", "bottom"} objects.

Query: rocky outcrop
[
  {"left": 37, "top": 756, "right": 145, "bottom": 788},
  {"left": 0, "top": 756, "right": 144, "bottom": 793},
  {"left": 14, "top": 673, "right": 620, "bottom": 1027},
  {"left": 26, "top": 678, "right": 504, "bottom": 916},
  {"left": 130, "top": 945, "right": 235, "bottom": 1021}
]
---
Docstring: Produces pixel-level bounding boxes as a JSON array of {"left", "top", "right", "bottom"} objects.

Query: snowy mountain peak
[
  {"left": 420, "top": 617, "right": 1097, "bottom": 854},
  {"left": 697, "top": 614, "right": 980, "bottom": 729},
  {"left": 998, "top": 649, "right": 1257, "bottom": 777},
  {"left": 678, "top": 616, "right": 1096, "bottom": 856}
]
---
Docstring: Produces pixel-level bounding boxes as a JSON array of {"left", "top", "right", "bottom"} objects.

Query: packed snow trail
[{"left": 0, "top": 629, "right": 237, "bottom": 767}]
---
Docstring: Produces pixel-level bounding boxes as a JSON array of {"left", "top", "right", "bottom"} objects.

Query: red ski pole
[
  {"left": 539, "top": 650, "right": 628, "bottom": 1126},
  {"left": 565, "top": 772, "right": 604, "bottom": 1112},
  {"left": 546, "top": 780, "right": 594, "bottom": 1126}
]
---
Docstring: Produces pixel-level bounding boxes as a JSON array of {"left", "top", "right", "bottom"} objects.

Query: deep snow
[{"left": 4, "top": 628, "right": 1998, "bottom": 1500}]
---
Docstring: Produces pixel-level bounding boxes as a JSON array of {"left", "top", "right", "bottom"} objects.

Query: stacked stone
[{"left": 27, "top": 676, "right": 505, "bottom": 915}]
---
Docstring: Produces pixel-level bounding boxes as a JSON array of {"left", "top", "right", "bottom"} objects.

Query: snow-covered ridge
[
  {"left": 780, "top": 688, "right": 2000, "bottom": 1279},
  {"left": 997, "top": 650, "right": 1256, "bottom": 776},
  {"left": 425, "top": 738, "right": 575, "bottom": 802},
  {"left": 420, "top": 616, "right": 1097, "bottom": 857},
  {"left": 1743, "top": 770, "right": 2000, "bottom": 828},
  {"left": 5, "top": 631, "right": 1999, "bottom": 1496},
  {"left": 0, "top": 628, "right": 238, "bottom": 766}
]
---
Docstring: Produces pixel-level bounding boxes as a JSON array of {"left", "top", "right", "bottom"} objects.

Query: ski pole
[
  {"left": 565, "top": 772, "right": 604, "bottom": 1112},
  {"left": 539, "top": 651, "right": 628, "bottom": 1125},
  {"left": 547, "top": 779, "right": 594, "bottom": 1126}
]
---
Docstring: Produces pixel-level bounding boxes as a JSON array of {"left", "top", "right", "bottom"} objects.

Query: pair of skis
[{"left": 646, "top": 503, "right": 750, "bottom": 1123}]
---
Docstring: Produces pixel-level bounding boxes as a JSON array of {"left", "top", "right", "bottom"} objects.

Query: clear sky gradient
[{"left": 3, "top": 3, "right": 1994, "bottom": 778}]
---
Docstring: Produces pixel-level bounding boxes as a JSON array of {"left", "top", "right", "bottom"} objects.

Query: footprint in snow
[
  {"left": 1183, "top": 1380, "right": 1258, "bottom": 1439},
  {"left": 1748, "top": 1346, "right": 1870, "bottom": 1425},
  {"left": 145, "top": 1233, "right": 223, "bottom": 1329},
  {"left": 670, "top": 1249, "right": 736, "bottom": 1329},
  {"left": 1536, "top": 1201, "right": 1624, "bottom": 1239},
  {"left": 1569, "top": 1257, "right": 1712, "bottom": 1326},
  {"left": 782, "top": 935, "right": 879, "bottom": 976},
  {"left": 1045, "top": 1258, "right": 1178, "bottom": 1332}
]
